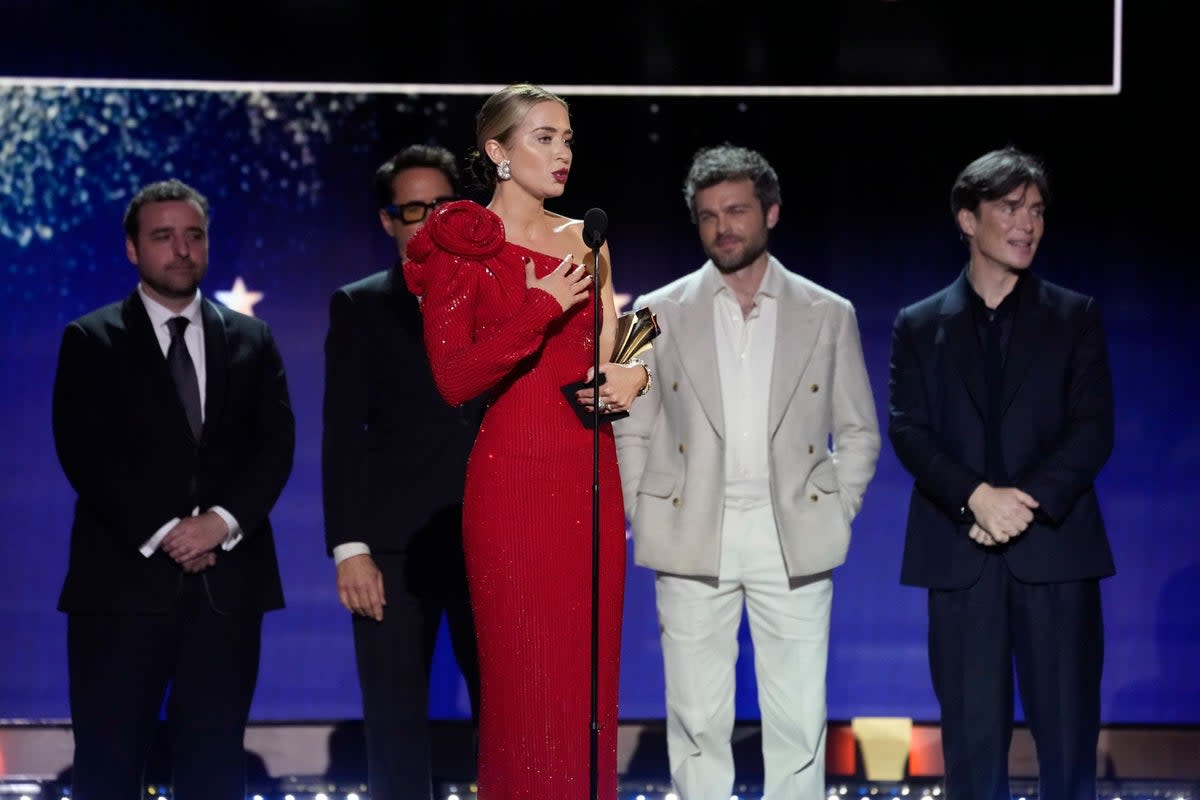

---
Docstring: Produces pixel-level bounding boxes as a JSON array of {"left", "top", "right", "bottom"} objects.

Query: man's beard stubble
[
  {"left": 144, "top": 258, "right": 206, "bottom": 301},
  {"left": 705, "top": 230, "right": 769, "bottom": 275}
]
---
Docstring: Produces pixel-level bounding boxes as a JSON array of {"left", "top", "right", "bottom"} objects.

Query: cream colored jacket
[{"left": 614, "top": 258, "right": 880, "bottom": 579}]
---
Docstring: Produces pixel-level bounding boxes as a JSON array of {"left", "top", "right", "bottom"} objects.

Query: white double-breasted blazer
[{"left": 614, "top": 257, "right": 880, "bottom": 579}]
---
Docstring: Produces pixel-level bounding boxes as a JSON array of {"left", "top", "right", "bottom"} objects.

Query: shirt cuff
[
  {"left": 333, "top": 542, "right": 371, "bottom": 565},
  {"left": 139, "top": 516, "right": 182, "bottom": 558},
  {"left": 210, "top": 505, "right": 242, "bottom": 551}
]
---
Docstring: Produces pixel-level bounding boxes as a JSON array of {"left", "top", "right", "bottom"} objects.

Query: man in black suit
[
  {"left": 321, "top": 144, "right": 482, "bottom": 800},
  {"left": 888, "top": 146, "right": 1115, "bottom": 800},
  {"left": 52, "top": 179, "right": 295, "bottom": 800}
]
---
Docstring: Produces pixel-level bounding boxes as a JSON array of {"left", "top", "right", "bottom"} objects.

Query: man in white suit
[{"left": 615, "top": 143, "right": 880, "bottom": 799}]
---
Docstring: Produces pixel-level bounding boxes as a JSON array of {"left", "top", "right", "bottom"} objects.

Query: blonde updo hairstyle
[{"left": 466, "top": 82, "right": 569, "bottom": 192}]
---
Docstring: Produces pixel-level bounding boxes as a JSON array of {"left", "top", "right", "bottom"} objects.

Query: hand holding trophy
[{"left": 562, "top": 305, "right": 661, "bottom": 428}]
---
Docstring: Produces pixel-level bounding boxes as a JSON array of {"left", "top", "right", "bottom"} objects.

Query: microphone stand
[
  {"left": 578, "top": 206, "right": 607, "bottom": 800},
  {"left": 588, "top": 235, "right": 601, "bottom": 800}
]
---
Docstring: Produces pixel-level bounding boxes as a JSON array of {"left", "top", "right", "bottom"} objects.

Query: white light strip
[
  {"left": 1113, "top": 0, "right": 1125, "bottom": 94},
  {"left": 0, "top": 0, "right": 1123, "bottom": 99},
  {"left": 0, "top": 77, "right": 1118, "bottom": 97}
]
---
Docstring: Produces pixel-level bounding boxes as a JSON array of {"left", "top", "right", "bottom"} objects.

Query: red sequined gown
[{"left": 404, "top": 201, "right": 626, "bottom": 798}]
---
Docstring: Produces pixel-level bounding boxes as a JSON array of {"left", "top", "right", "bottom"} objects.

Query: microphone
[{"left": 582, "top": 207, "right": 608, "bottom": 250}]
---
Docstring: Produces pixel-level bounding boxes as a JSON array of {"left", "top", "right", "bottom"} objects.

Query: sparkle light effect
[
  {"left": 0, "top": 85, "right": 369, "bottom": 248},
  {"left": 215, "top": 276, "right": 264, "bottom": 316}
]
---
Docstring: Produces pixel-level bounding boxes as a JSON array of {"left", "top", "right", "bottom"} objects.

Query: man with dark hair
[
  {"left": 616, "top": 143, "right": 880, "bottom": 799},
  {"left": 321, "top": 144, "right": 482, "bottom": 800},
  {"left": 53, "top": 178, "right": 295, "bottom": 800},
  {"left": 889, "top": 145, "right": 1115, "bottom": 800}
]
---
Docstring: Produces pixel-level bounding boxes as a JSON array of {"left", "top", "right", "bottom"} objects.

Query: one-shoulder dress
[{"left": 404, "top": 200, "right": 626, "bottom": 798}]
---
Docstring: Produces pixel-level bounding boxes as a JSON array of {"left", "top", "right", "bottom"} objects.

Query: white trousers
[{"left": 656, "top": 502, "right": 831, "bottom": 800}]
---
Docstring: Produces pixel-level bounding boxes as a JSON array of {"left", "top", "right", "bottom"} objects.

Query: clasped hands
[
  {"left": 966, "top": 483, "right": 1040, "bottom": 546},
  {"left": 161, "top": 510, "right": 228, "bottom": 573}
]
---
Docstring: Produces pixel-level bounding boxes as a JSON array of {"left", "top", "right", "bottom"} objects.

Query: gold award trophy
[{"left": 562, "top": 305, "right": 661, "bottom": 427}]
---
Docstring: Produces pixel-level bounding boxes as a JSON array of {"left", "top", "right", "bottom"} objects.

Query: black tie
[{"left": 167, "top": 316, "right": 203, "bottom": 440}]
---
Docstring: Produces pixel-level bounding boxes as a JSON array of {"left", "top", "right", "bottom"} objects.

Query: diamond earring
[{"left": 496, "top": 159, "right": 511, "bottom": 181}]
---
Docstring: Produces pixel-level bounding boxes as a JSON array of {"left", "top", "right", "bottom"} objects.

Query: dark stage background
[{"left": 2, "top": 1, "right": 1195, "bottom": 727}]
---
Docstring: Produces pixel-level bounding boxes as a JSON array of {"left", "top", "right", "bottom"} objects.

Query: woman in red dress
[{"left": 403, "top": 83, "right": 650, "bottom": 799}]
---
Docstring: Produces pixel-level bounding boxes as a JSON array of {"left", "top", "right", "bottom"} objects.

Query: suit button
[
  {"left": 678, "top": 443, "right": 686, "bottom": 453},
  {"left": 672, "top": 381, "right": 679, "bottom": 391},
  {"left": 811, "top": 383, "right": 819, "bottom": 392},
  {"left": 810, "top": 494, "right": 819, "bottom": 502},
  {"left": 808, "top": 444, "right": 814, "bottom": 454},
  {"left": 672, "top": 497, "right": 681, "bottom": 507}
]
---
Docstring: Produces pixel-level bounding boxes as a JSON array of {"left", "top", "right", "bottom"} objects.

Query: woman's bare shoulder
[
  {"left": 520, "top": 211, "right": 583, "bottom": 257},
  {"left": 546, "top": 211, "right": 583, "bottom": 236},
  {"left": 546, "top": 209, "right": 581, "bottom": 224}
]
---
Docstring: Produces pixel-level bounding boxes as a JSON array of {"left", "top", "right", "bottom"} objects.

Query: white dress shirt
[
  {"left": 712, "top": 267, "right": 778, "bottom": 509},
  {"left": 136, "top": 284, "right": 242, "bottom": 556}
]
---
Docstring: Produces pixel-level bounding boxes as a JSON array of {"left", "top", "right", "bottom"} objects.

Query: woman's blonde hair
[{"left": 466, "top": 83, "right": 569, "bottom": 191}]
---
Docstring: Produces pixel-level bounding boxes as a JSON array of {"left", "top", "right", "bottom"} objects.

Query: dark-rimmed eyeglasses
[{"left": 384, "top": 196, "right": 458, "bottom": 225}]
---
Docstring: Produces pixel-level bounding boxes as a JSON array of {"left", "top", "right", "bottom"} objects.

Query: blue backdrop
[{"left": 1, "top": 83, "right": 1194, "bottom": 726}]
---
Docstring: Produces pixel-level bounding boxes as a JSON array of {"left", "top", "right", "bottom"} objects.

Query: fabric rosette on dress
[{"left": 403, "top": 200, "right": 506, "bottom": 297}]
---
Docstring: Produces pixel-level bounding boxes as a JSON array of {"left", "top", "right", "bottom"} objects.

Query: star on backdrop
[{"left": 214, "top": 277, "right": 263, "bottom": 316}]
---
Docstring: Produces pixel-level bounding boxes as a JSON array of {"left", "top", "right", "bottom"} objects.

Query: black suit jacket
[
  {"left": 321, "top": 263, "right": 481, "bottom": 555},
  {"left": 53, "top": 292, "right": 294, "bottom": 614},
  {"left": 889, "top": 270, "right": 1116, "bottom": 589}
]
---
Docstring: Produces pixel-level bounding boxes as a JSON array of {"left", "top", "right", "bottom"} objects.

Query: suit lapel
[
  {"left": 201, "top": 299, "right": 229, "bottom": 440},
  {"left": 122, "top": 292, "right": 167, "bottom": 371},
  {"left": 940, "top": 272, "right": 987, "bottom": 418},
  {"left": 768, "top": 270, "right": 821, "bottom": 438},
  {"left": 388, "top": 262, "right": 423, "bottom": 338},
  {"left": 1001, "top": 273, "right": 1046, "bottom": 415},
  {"left": 674, "top": 268, "right": 725, "bottom": 439}
]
